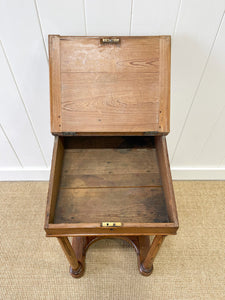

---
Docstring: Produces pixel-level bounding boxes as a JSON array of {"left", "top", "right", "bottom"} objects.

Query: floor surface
[{"left": 0, "top": 181, "right": 224, "bottom": 300}]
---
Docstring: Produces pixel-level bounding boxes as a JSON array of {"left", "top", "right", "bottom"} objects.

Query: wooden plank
[
  {"left": 168, "top": 0, "right": 225, "bottom": 157},
  {"left": 46, "top": 223, "right": 177, "bottom": 236},
  {"left": 61, "top": 72, "right": 159, "bottom": 103},
  {"left": 45, "top": 136, "right": 64, "bottom": 226},
  {"left": 155, "top": 136, "right": 178, "bottom": 225},
  {"left": 60, "top": 147, "right": 161, "bottom": 188},
  {"left": 61, "top": 71, "right": 159, "bottom": 132},
  {"left": 54, "top": 187, "right": 169, "bottom": 224},
  {"left": 60, "top": 36, "right": 160, "bottom": 73},
  {"left": 85, "top": 0, "right": 132, "bottom": 35},
  {"left": 173, "top": 15, "right": 225, "bottom": 168},
  {"left": 49, "top": 35, "right": 62, "bottom": 133},
  {"left": 60, "top": 173, "right": 161, "bottom": 189},
  {"left": 0, "top": 1, "right": 53, "bottom": 164},
  {"left": 159, "top": 36, "right": 171, "bottom": 133},
  {"left": 62, "top": 148, "right": 159, "bottom": 175},
  {"left": 131, "top": 0, "right": 180, "bottom": 35},
  {"left": 36, "top": 0, "right": 86, "bottom": 52},
  {"left": 0, "top": 43, "right": 46, "bottom": 167}
]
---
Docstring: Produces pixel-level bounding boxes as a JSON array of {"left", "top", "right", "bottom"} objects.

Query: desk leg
[
  {"left": 140, "top": 235, "right": 166, "bottom": 275},
  {"left": 57, "top": 237, "right": 83, "bottom": 278}
]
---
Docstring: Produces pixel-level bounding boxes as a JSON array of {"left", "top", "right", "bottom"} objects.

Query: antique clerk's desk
[{"left": 44, "top": 35, "right": 179, "bottom": 278}]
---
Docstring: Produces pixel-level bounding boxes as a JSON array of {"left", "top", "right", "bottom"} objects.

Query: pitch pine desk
[{"left": 44, "top": 35, "right": 179, "bottom": 278}]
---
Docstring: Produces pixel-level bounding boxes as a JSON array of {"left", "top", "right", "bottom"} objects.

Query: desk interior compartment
[{"left": 45, "top": 136, "right": 178, "bottom": 236}]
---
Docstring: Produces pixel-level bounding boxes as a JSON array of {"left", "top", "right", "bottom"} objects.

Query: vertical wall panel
[
  {"left": 196, "top": 106, "right": 225, "bottom": 167},
  {"left": 0, "top": 0, "right": 53, "bottom": 166},
  {"left": 220, "top": 153, "right": 225, "bottom": 167},
  {"left": 172, "top": 14, "right": 225, "bottom": 167},
  {"left": 0, "top": 126, "right": 21, "bottom": 168},
  {"left": 167, "top": 0, "right": 225, "bottom": 159},
  {"left": 0, "top": 1, "right": 225, "bottom": 179},
  {"left": 85, "top": 0, "right": 132, "bottom": 35},
  {"left": 131, "top": 0, "right": 180, "bottom": 35},
  {"left": 36, "top": 0, "right": 86, "bottom": 52},
  {"left": 0, "top": 43, "right": 46, "bottom": 167}
]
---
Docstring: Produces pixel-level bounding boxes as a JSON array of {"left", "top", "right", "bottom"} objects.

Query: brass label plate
[{"left": 101, "top": 222, "right": 122, "bottom": 227}]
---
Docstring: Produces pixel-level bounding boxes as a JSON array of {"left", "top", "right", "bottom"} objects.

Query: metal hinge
[
  {"left": 101, "top": 222, "right": 122, "bottom": 227},
  {"left": 62, "top": 132, "right": 77, "bottom": 136}
]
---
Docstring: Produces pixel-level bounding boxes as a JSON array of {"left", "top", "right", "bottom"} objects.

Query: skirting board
[{"left": 0, "top": 168, "right": 225, "bottom": 181}]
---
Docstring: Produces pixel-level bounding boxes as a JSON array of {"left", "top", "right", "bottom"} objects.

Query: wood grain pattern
[
  {"left": 57, "top": 237, "right": 80, "bottom": 271},
  {"left": 45, "top": 136, "right": 64, "bottom": 227},
  {"left": 141, "top": 235, "right": 166, "bottom": 272},
  {"left": 159, "top": 36, "right": 171, "bottom": 133},
  {"left": 49, "top": 36, "right": 170, "bottom": 134},
  {"left": 60, "top": 36, "right": 160, "bottom": 73},
  {"left": 60, "top": 147, "right": 161, "bottom": 188},
  {"left": 49, "top": 35, "right": 62, "bottom": 132},
  {"left": 155, "top": 136, "right": 178, "bottom": 225},
  {"left": 53, "top": 136, "right": 168, "bottom": 224},
  {"left": 46, "top": 223, "right": 177, "bottom": 236},
  {"left": 45, "top": 136, "right": 178, "bottom": 236},
  {"left": 54, "top": 187, "right": 169, "bottom": 224},
  {"left": 61, "top": 72, "right": 159, "bottom": 132}
]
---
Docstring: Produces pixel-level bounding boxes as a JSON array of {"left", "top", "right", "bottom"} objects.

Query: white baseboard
[
  {"left": 171, "top": 168, "right": 225, "bottom": 180},
  {"left": 0, "top": 168, "right": 224, "bottom": 181},
  {"left": 0, "top": 168, "right": 50, "bottom": 181}
]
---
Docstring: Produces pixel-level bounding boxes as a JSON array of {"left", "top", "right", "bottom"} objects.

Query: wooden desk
[{"left": 44, "top": 36, "right": 179, "bottom": 277}]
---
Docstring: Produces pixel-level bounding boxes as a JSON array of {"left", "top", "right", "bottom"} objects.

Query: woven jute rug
[{"left": 0, "top": 181, "right": 224, "bottom": 300}]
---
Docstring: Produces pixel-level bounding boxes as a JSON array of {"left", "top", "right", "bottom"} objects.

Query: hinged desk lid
[{"left": 49, "top": 35, "right": 171, "bottom": 135}]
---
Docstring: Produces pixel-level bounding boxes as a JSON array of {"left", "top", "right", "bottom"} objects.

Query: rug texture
[{"left": 0, "top": 181, "right": 224, "bottom": 300}]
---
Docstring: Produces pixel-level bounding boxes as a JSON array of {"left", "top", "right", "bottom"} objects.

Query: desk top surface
[{"left": 49, "top": 36, "right": 171, "bottom": 135}]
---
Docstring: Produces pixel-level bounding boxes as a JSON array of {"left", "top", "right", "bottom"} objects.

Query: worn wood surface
[
  {"left": 57, "top": 237, "right": 81, "bottom": 272},
  {"left": 49, "top": 35, "right": 62, "bottom": 132},
  {"left": 45, "top": 136, "right": 178, "bottom": 236},
  {"left": 69, "top": 235, "right": 153, "bottom": 278},
  {"left": 54, "top": 187, "right": 169, "bottom": 223},
  {"left": 155, "top": 136, "right": 178, "bottom": 225},
  {"left": 53, "top": 136, "right": 168, "bottom": 224},
  {"left": 141, "top": 235, "right": 166, "bottom": 272},
  {"left": 45, "top": 136, "right": 63, "bottom": 227},
  {"left": 60, "top": 148, "right": 160, "bottom": 188},
  {"left": 61, "top": 136, "right": 160, "bottom": 188},
  {"left": 49, "top": 35, "right": 171, "bottom": 134},
  {"left": 159, "top": 36, "right": 171, "bottom": 133}
]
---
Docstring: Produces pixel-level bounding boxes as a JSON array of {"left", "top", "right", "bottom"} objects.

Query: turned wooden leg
[
  {"left": 140, "top": 235, "right": 166, "bottom": 275},
  {"left": 57, "top": 237, "right": 83, "bottom": 278}
]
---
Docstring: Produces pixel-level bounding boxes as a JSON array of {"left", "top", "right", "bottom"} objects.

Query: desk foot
[{"left": 69, "top": 264, "right": 84, "bottom": 278}]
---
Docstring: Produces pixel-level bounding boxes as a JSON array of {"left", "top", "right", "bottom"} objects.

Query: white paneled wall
[{"left": 0, "top": 0, "right": 225, "bottom": 180}]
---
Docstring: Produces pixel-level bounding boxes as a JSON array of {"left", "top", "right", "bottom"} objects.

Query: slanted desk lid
[{"left": 49, "top": 35, "right": 171, "bottom": 135}]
